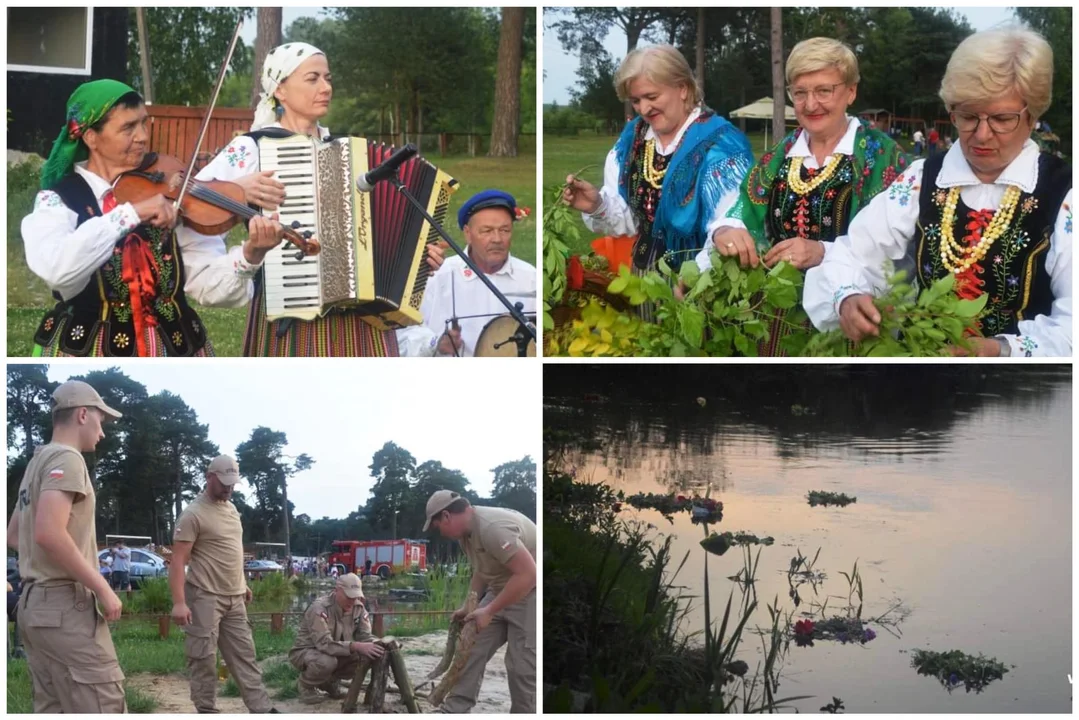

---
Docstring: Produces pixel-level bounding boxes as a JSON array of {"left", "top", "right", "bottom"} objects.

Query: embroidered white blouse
[
  {"left": 695, "top": 115, "right": 861, "bottom": 272},
  {"left": 191, "top": 124, "right": 437, "bottom": 356},
  {"left": 803, "top": 140, "right": 1072, "bottom": 357},
  {"left": 583, "top": 107, "right": 744, "bottom": 242},
  {"left": 21, "top": 162, "right": 259, "bottom": 307}
]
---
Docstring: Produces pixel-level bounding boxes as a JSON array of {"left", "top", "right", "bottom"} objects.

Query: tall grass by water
[{"left": 543, "top": 455, "right": 804, "bottom": 713}]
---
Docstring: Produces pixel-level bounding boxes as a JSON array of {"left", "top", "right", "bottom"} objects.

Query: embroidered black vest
[
  {"left": 914, "top": 152, "right": 1070, "bottom": 336},
  {"left": 766, "top": 156, "right": 855, "bottom": 245},
  {"left": 32, "top": 173, "right": 207, "bottom": 356},
  {"left": 627, "top": 122, "right": 672, "bottom": 269}
]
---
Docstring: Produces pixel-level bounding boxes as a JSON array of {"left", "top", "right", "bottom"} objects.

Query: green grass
[
  {"left": 6, "top": 619, "right": 296, "bottom": 712},
  {"left": 7, "top": 152, "right": 535, "bottom": 357},
  {"left": 222, "top": 659, "right": 299, "bottom": 700},
  {"left": 542, "top": 132, "right": 775, "bottom": 258}
]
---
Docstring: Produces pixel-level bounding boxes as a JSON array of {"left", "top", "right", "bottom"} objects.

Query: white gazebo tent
[{"left": 729, "top": 97, "right": 797, "bottom": 148}]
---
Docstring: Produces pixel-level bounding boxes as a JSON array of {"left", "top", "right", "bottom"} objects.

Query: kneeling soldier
[{"left": 290, "top": 573, "right": 386, "bottom": 704}]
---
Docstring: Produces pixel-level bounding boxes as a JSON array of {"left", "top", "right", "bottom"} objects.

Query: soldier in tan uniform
[
  {"left": 170, "top": 455, "right": 278, "bottom": 713},
  {"left": 5, "top": 380, "right": 126, "bottom": 712},
  {"left": 289, "top": 573, "right": 387, "bottom": 704},
  {"left": 424, "top": 490, "right": 537, "bottom": 713}
]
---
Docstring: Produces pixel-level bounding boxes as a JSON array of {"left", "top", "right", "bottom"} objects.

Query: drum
[{"left": 474, "top": 315, "right": 536, "bottom": 357}]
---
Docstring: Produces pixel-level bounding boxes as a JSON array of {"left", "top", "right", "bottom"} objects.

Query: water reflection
[{"left": 547, "top": 365, "right": 1071, "bottom": 713}]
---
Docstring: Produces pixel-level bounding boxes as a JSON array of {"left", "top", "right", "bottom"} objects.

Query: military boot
[
  {"left": 299, "top": 684, "right": 325, "bottom": 705},
  {"left": 321, "top": 681, "right": 346, "bottom": 700}
]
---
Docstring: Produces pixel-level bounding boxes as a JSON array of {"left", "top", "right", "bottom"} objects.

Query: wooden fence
[
  {"left": 146, "top": 105, "right": 254, "bottom": 172},
  {"left": 118, "top": 609, "right": 453, "bottom": 639},
  {"left": 145, "top": 105, "right": 535, "bottom": 165}
]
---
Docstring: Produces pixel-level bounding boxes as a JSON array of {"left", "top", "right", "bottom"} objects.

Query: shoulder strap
[{"left": 245, "top": 128, "right": 299, "bottom": 143}]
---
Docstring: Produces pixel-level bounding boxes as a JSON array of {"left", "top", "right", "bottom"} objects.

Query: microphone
[{"left": 355, "top": 143, "right": 418, "bottom": 192}]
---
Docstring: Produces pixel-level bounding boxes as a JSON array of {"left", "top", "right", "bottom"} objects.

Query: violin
[{"left": 112, "top": 152, "right": 320, "bottom": 261}]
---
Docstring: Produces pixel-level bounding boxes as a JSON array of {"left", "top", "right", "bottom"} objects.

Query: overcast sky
[
  {"left": 42, "top": 363, "right": 540, "bottom": 520},
  {"left": 543, "top": 7, "right": 1022, "bottom": 104}
]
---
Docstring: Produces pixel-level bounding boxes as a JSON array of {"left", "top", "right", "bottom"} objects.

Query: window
[
  {"left": 7, "top": 8, "right": 93, "bottom": 75},
  {"left": 132, "top": 551, "right": 149, "bottom": 564}
]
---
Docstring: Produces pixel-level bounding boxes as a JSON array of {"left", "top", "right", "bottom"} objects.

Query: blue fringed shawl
[{"left": 614, "top": 109, "right": 754, "bottom": 260}]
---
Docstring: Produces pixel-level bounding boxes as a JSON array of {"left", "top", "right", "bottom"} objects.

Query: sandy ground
[{"left": 126, "top": 631, "right": 511, "bottom": 714}]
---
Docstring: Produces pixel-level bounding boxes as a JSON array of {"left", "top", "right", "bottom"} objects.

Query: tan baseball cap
[
  {"left": 423, "top": 489, "right": 463, "bottom": 532},
  {"left": 207, "top": 455, "right": 242, "bottom": 486},
  {"left": 52, "top": 380, "right": 122, "bottom": 421},
  {"left": 336, "top": 573, "right": 365, "bottom": 599}
]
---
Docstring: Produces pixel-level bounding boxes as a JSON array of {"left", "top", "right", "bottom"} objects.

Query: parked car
[
  {"left": 244, "top": 559, "right": 283, "bottom": 572},
  {"left": 98, "top": 547, "right": 167, "bottom": 587}
]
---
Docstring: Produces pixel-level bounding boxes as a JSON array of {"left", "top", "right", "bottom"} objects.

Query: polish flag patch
[{"left": 48, "top": 468, "right": 64, "bottom": 479}]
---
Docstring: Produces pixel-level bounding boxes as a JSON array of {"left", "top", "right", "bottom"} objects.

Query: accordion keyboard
[{"left": 259, "top": 140, "right": 322, "bottom": 320}]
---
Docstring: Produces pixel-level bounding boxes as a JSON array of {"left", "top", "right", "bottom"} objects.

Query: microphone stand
[{"left": 386, "top": 174, "right": 537, "bottom": 357}]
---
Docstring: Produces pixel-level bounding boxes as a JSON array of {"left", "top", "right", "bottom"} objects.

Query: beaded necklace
[
  {"left": 786, "top": 155, "right": 843, "bottom": 194},
  {"left": 641, "top": 139, "right": 667, "bottom": 189},
  {"left": 939, "top": 185, "right": 1022, "bottom": 274}
]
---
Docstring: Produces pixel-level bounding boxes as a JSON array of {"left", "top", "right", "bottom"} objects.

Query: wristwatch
[{"left": 993, "top": 335, "right": 1011, "bottom": 357}]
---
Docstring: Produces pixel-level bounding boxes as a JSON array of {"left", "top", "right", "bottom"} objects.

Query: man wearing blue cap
[{"left": 420, "top": 190, "right": 537, "bottom": 356}]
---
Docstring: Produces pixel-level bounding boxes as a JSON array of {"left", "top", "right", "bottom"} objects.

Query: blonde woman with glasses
[
  {"left": 696, "top": 37, "right": 909, "bottom": 355},
  {"left": 805, "top": 28, "right": 1071, "bottom": 357}
]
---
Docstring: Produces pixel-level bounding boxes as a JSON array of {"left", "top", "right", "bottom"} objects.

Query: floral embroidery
[
  {"left": 1021, "top": 197, "right": 1038, "bottom": 214},
  {"left": 71, "top": 325, "right": 86, "bottom": 340},
  {"left": 114, "top": 333, "right": 130, "bottom": 349},
  {"left": 172, "top": 331, "right": 184, "bottom": 346},
  {"left": 43, "top": 317, "right": 54, "bottom": 332},
  {"left": 225, "top": 144, "right": 250, "bottom": 169},
  {"left": 34, "top": 191, "right": 66, "bottom": 210},
  {"left": 1065, "top": 203, "right": 1072, "bottom": 235},
  {"left": 887, "top": 174, "right": 918, "bottom": 207},
  {"left": 832, "top": 284, "right": 857, "bottom": 314},
  {"left": 1019, "top": 335, "right": 1038, "bottom": 357}
]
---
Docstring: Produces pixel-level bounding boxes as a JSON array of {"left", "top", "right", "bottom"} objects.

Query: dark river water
[{"left": 546, "top": 365, "right": 1071, "bottom": 714}]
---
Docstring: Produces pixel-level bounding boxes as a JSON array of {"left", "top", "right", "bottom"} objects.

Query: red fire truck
[{"left": 327, "top": 539, "right": 427, "bottom": 578}]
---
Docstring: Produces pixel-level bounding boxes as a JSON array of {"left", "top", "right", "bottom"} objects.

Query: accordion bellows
[{"left": 257, "top": 134, "right": 458, "bottom": 328}]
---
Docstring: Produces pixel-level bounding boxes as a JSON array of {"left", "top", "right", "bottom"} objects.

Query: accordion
[{"left": 256, "top": 134, "right": 458, "bottom": 328}]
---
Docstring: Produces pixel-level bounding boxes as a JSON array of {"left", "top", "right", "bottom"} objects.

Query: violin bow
[{"left": 172, "top": 17, "right": 245, "bottom": 212}]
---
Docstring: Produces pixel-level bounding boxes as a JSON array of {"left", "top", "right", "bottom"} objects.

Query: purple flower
[
  {"left": 923, "top": 263, "right": 933, "bottom": 275},
  {"left": 948, "top": 673, "right": 960, "bottom": 686},
  {"left": 1007, "top": 275, "right": 1019, "bottom": 287},
  {"left": 863, "top": 628, "right": 876, "bottom": 642},
  {"left": 837, "top": 631, "right": 849, "bottom": 644}
]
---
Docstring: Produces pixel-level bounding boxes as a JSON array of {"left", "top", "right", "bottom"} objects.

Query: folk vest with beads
[
  {"left": 914, "top": 152, "right": 1070, "bottom": 337},
  {"left": 32, "top": 173, "right": 207, "bottom": 356},
  {"left": 766, "top": 155, "right": 855, "bottom": 245}
]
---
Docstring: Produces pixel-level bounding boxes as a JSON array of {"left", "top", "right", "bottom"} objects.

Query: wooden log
[
  {"left": 367, "top": 655, "right": 390, "bottom": 713},
  {"left": 388, "top": 646, "right": 419, "bottom": 714},
  {"left": 158, "top": 615, "right": 170, "bottom": 639},
  {"left": 270, "top": 613, "right": 284, "bottom": 635},
  {"left": 342, "top": 656, "right": 372, "bottom": 713},
  {"left": 428, "top": 591, "right": 480, "bottom": 707},
  {"left": 422, "top": 619, "right": 460, "bottom": 686}
]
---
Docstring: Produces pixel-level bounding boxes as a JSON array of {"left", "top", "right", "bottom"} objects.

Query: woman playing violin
[
  {"left": 198, "top": 42, "right": 444, "bottom": 357},
  {"left": 22, "top": 79, "right": 288, "bottom": 357}
]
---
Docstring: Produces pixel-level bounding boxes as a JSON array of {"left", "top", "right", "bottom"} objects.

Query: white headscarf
[{"left": 251, "top": 42, "right": 326, "bottom": 131}]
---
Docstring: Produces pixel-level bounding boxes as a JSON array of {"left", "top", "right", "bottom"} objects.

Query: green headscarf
[{"left": 40, "top": 79, "right": 138, "bottom": 190}]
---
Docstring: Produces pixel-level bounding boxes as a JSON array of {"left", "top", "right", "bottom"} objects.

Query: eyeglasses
[
  {"left": 950, "top": 106, "right": 1028, "bottom": 134},
  {"left": 787, "top": 83, "right": 845, "bottom": 104}
]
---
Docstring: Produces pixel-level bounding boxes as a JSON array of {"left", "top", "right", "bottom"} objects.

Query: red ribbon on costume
[{"left": 120, "top": 233, "right": 160, "bottom": 357}]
